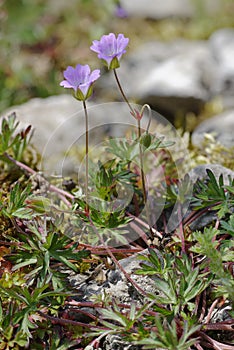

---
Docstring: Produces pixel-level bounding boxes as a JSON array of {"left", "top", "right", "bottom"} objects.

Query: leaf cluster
[
  {"left": 0, "top": 110, "right": 233, "bottom": 349},
  {"left": 6, "top": 217, "right": 90, "bottom": 288},
  {"left": 136, "top": 249, "right": 212, "bottom": 316},
  {"left": 191, "top": 169, "right": 234, "bottom": 218},
  {"left": 90, "top": 248, "right": 211, "bottom": 349},
  {"left": 0, "top": 113, "right": 33, "bottom": 163},
  {"left": 191, "top": 226, "right": 234, "bottom": 303},
  {"left": 0, "top": 182, "right": 32, "bottom": 219}
]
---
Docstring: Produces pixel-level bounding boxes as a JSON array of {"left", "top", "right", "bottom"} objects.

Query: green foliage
[
  {"left": 0, "top": 0, "right": 114, "bottom": 111},
  {"left": 90, "top": 301, "right": 150, "bottom": 335},
  {"left": 0, "top": 113, "right": 33, "bottom": 163},
  {"left": 0, "top": 283, "right": 67, "bottom": 338},
  {"left": 191, "top": 227, "right": 234, "bottom": 303},
  {"left": 106, "top": 138, "right": 140, "bottom": 164},
  {"left": 191, "top": 169, "right": 234, "bottom": 218},
  {"left": 0, "top": 300, "right": 29, "bottom": 349},
  {"left": 140, "top": 132, "right": 174, "bottom": 151},
  {"left": 106, "top": 134, "right": 174, "bottom": 165},
  {"left": 221, "top": 213, "right": 234, "bottom": 237},
  {"left": 90, "top": 159, "right": 138, "bottom": 205},
  {"left": 0, "top": 109, "right": 233, "bottom": 349},
  {"left": 135, "top": 317, "right": 199, "bottom": 350},
  {"left": 88, "top": 246, "right": 216, "bottom": 348},
  {"left": 164, "top": 173, "right": 193, "bottom": 208},
  {"left": 7, "top": 217, "right": 90, "bottom": 287},
  {"left": 136, "top": 249, "right": 212, "bottom": 315},
  {"left": 33, "top": 332, "right": 78, "bottom": 350},
  {"left": 73, "top": 144, "right": 142, "bottom": 230},
  {"left": 0, "top": 271, "right": 25, "bottom": 289},
  {"left": 0, "top": 182, "right": 32, "bottom": 219},
  {"left": 0, "top": 36, "right": 233, "bottom": 347}
]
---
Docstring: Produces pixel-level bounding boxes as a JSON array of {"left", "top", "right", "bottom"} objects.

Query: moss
[{"left": 191, "top": 135, "right": 234, "bottom": 170}]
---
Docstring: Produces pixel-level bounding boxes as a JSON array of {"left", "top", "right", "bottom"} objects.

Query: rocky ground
[
  {"left": 0, "top": 1, "right": 234, "bottom": 349},
  {"left": 1, "top": 27, "right": 234, "bottom": 175}
]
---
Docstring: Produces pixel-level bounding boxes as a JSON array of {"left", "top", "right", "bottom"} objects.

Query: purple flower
[
  {"left": 60, "top": 64, "right": 100, "bottom": 101},
  {"left": 115, "top": 4, "right": 128, "bottom": 18},
  {"left": 90, "top": 33, "right": 129, "bottom": 69}
]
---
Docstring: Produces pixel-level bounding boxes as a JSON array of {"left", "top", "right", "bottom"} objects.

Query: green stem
[
  {"left": 144, "top": 104, "right": 152, "bottom": 134},
  {"left": 113, "top": 68, "right": 135, "bottom": 115},
  {"left": 138, "top": 119, "right": 154, "bottom": 239},
  {"left": 113, "top": 68, "right": 146, "bottom": 198},
  {"left": 137, "top": 119, "right": 147, "bottom": 205},
  {"left": 113, "top": 69, "right": 154, "bottom": 238},
  {"left": 83, "top": 100, "right": 89, "bottom": 213}
]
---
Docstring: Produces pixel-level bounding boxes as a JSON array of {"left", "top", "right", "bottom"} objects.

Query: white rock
[
  {"left": 192, "top": 109, "right": 234, "bottom": 148},
  {"left": 1, "top": 95, "right": 154, "bottom": 175},
  {"left": 209, "top": 28, "right": 234, "bottom": 107},
  {"left": 100, "top": 39, "right": 216, "bottom": 116},
  {"left": 120, "top": 0, "right": 221, "bottom": 19}
]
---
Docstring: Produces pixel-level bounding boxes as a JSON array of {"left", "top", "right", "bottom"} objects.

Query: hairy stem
[
  {"left": 38, "top": 310, "right": 105, "bottom": 330},
  {"left": 137, "top": 119, "right": 147, "bottom": 204},
  {"left": 4, "top": 152, "right": 74, "bottom": 202},
  {"left": 113, "top": 68, "right": 135, "bottom": 115},
  {"left": 113, "top": 70, "right": 153, "bottom": 238},
  {"left": 137, "top": 118, "right": 154, "bottom": 239},
  {"left": 83, "top": 100, "right": 89, "bottom": 214}
]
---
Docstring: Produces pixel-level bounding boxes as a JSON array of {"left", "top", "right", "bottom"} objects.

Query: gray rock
[
  {"left": 188, "top": 164, "right": 234, "bottom": 184},
  {"left": 103, "top": 335, "right": 142, "bottom": 350},
  {"left": 209, "top": 28, "right": 234, "bottom": 108},
  {"left": 99, "top": 39, "right": 216, "bottom": 118},
  {"left": 136, "top": 49, "right": 211, "bottom": 116},
  {"left": 98, "top": 28, "right": 234, "bottom": 119},
  {"left": 85, "top": 249, "right": 158, "bottom": 305},
  {"left": 191, "top": 109, "right": 234, "bottom": 148},
  {"left": 120, "top": 0, "right": 221, "bottom": 19},
  {"left": 1, "top": 95, "right": 153, "bottom": 175}
]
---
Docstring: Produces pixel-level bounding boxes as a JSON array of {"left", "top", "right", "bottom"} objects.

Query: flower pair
[{"left": 60, "top": 33, "right": 129, "bottom": 101}]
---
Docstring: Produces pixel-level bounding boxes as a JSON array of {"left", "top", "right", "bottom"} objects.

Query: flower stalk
[
  {"left": 113, "top": 68, "right": 148, "bottom": 204},
  {"left": 137, "top": 118, "right": 147, "bottom": 204},
  {"left": 83, "top": 100, "right": 89, "bottom": 214},
  {"left": 112, "top": 68, "right": 154, "bottom": 237},
  {"left": 60, "top": 63, "right": 100, "bottom": 214},
  {"left": 113, "top": 68, "right": 135, "bottom": 115}
]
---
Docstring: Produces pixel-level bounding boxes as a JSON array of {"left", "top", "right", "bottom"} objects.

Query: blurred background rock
[{"left": 1, "top": 0, "right": 234, "bottom": 174}]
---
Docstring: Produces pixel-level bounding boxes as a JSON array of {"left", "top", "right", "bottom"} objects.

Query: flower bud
[{"left": 140, "top": 133, "right": 152, "bottom": 149}]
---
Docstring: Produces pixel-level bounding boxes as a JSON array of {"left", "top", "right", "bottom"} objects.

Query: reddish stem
[
  {"left": 204, "top": 298, "right": 220, "bottom": 324},
  {"left": 4, "top": 152, "right": 74, "bottom": 202},
  {"left": 37, "top": 310, "right": 106, "bottom": 330}
]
